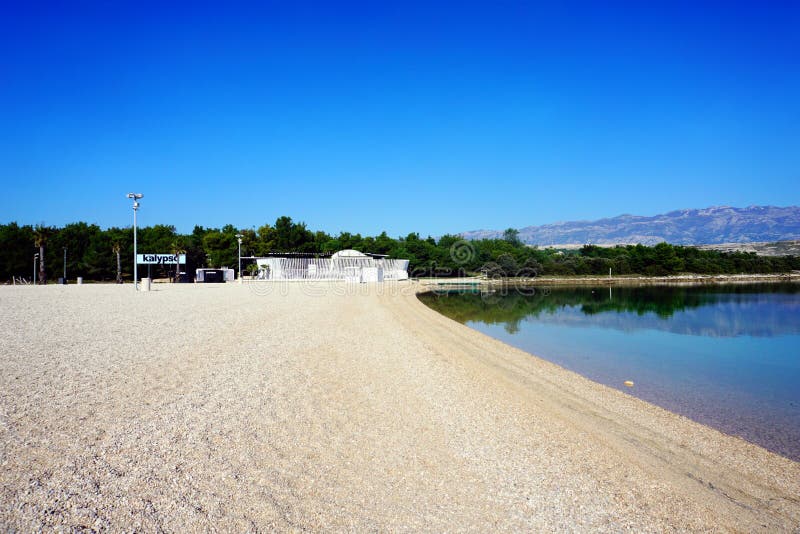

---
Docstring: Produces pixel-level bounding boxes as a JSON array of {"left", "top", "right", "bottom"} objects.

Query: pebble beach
[{"left": 1, "top": 282, "right": 798, "bottom": 531}]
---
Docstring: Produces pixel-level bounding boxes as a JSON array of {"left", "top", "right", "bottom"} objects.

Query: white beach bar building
[{"left": 254, "top": 250, "right": 409, "bottom": 282}]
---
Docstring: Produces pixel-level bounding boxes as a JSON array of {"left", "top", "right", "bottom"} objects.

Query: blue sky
[{"left": 1, "top": 1, "right": 798, "bottom": 236}]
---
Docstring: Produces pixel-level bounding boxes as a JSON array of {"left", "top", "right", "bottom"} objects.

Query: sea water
[{"left": 420, "top": 284, "right": 800, "bottom": 461}]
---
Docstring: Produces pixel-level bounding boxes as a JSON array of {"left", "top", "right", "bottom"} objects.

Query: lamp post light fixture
[
  {"left": 235, "top": 234, "right": 243, "bottom": 282},
  {"left": 33, "top": 253, "right": 39, "bottom": 285},
  {"left": 126, "top": 193, "right": 144, "bottom": 290}
]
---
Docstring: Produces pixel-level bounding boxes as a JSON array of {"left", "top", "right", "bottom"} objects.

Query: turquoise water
[{"left": 419, "top": 284, "right": 800, "bottom": 461}]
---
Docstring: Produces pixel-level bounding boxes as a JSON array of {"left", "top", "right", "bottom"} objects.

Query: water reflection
[{"left": 421, "top": 284, "right": 800, "bottom": 337}]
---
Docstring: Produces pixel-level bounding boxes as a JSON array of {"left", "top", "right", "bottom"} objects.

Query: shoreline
[
  {"left": 420, "top": 272, "right": 800, "bottom": 287},
  {"left": 1, "top": 282, "right": 798, "bottom": 530},
  {"left": 395, "top": 281, "right": 800, "bottom": 529},
  {"left": 417, "top": 281, "right": 800, "bottom": 462}
]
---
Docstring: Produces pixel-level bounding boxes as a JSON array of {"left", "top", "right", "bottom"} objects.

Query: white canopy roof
[{"left": 331, "top": 249, "right": 368, "bottom": 259}]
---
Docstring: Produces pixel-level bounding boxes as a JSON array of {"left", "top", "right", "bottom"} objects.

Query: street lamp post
[
  {"left": 235, "top": 233, "right": 243, "bottom": 282},
  {"left": 33, "top": 253, "right": 39, "bottom": 285},
  {"left": 126, "top": 193, "right": 144, "bottom": 290},
  {"left": 63, "top": 247, "right": 67, "bottom": 283}
]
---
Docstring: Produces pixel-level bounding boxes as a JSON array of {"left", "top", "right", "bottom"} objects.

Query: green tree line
[
  {"left": 421, "top": 283, "right": 800, "bottom": 323},
  {"left": 419, "top": 283, "right": 800, "bottom": 334},
  {"left": 1, "top": 219, "right": 798, "bottom": 282}
]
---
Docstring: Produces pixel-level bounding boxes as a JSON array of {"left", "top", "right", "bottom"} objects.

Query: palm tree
[
  {"left": 34, "top": 225, "right": 48, "bottom": 285},
  {"left": 171, "top": 240, "right": 186, "bottom": 283},
  {"left": 112, "top": 242, "right": 122, "bottom": 283}
]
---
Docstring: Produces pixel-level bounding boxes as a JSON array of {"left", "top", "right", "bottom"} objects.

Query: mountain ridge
[{"left": 460, "top": 205, "right": 800, "bottom": 246}]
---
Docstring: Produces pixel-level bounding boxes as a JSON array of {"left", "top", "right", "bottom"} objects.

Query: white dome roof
[{"left": 331, "top": 249, "right": 367, "bottom": 259}]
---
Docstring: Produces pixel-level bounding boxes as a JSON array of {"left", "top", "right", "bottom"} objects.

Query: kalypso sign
[{"left": 136, "top": 253, "right": 187, "bottom": 265}]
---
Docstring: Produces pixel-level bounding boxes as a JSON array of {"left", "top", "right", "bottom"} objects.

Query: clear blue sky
[{"left": 1, "top": 1, "right": 798, "bottom": 236}]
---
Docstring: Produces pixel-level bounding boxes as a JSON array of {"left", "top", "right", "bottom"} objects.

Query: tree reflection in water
[{"left": 420, "top": 283, "right": 800, "bottom": 337}]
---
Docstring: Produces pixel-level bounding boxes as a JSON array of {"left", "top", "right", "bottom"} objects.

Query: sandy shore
[{"left": 1, "top": 282, "right": 798, "bottom": 531}]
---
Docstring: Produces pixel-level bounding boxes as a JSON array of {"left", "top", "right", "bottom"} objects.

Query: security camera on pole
[{"left": 126, "top": 193, "right": 144, "bottom": 290}]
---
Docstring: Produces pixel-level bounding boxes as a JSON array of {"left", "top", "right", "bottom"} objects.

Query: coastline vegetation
[
  {"left": 1, "top": 218, "right": 798, "bottom": 282},
  {"left": 419, "top": 283, "right": 800, "bottom": 327}
]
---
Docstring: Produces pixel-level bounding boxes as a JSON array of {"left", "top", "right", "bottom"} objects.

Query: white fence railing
[{"left": 255, "top": 257, "right": 409, "bottom": 281}]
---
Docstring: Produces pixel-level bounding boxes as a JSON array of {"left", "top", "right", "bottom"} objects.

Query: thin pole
[
  {"left": 133, "top": 205, "right": 138, "bottom": 290},
  {"left": 33, "top": 255, "right": 37, "bottom": 285},
  {"left": 126, "top": 193, "right": 143, "bottom": 290},
  {"left": 63, "top": 247, "right": 67, "bottom": 282},
  {"left": 236, "top": 234, "right": 243, "bottom": 282}
]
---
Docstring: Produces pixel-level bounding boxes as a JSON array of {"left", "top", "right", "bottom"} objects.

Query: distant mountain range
[{"left": 461, "top": 206, "right": 800, "bottom": 246}]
